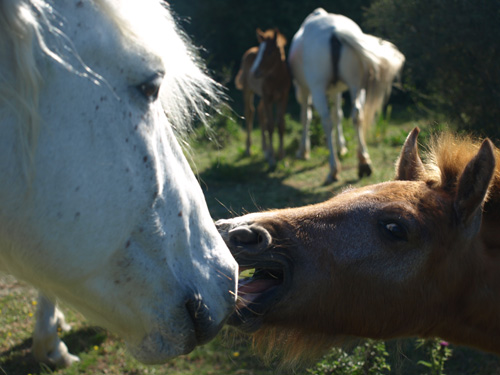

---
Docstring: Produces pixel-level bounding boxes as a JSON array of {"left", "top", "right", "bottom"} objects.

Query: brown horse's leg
[
  {"left": 276, "top": 94, "right": 288, "bottom": 160},
  {"left": 257, "top": 100, "right": 267, "bottom": 155},
  {"left": 244, "top": 89, "right": 255, "bottom": 156},
  {"left": 262, "top": 99, "right": 276, "bottom": 167},
  {"left": 351, "top": 88, "right": 372, "bottom": 178}
]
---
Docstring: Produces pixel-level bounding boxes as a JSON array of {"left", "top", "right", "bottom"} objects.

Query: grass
[{"left": 1, "top": 108, "right": 500, "bottom": 374}]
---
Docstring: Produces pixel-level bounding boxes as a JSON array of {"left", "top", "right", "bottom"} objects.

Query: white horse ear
[
  {"left": 395, "top": 127, "right": 425, "bottom": 181},
  {"left": 454, "top": 139, "right": 496, "bottom": 234}
]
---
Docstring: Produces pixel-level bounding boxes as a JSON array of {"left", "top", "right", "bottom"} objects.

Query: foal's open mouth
[
  {"left": 228, "top": 256, "right": 291, "bottom": 332},
  {"left": 215, "top": 220, "right": 293, "bottom": 331}
]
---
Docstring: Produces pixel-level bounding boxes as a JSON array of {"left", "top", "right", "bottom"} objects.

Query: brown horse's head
[
  {"left": 251, "top": 28, "right": 287, "bottom": 79},
  {"left": 217, "top": 128, "right": 500, "bottom": 364}
]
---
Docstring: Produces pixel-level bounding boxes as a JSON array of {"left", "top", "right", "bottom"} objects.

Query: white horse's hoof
[
  {"left": 338, "top": 146, "right": 348, "bottom": 159},
  {"left": 33, "top": 339, "right": 80, "bottom": 368},
  {"left": 324, "top": 172, "right": 339, "bottom": 184},
  {"left": 49, "top": 343, "right": 80, "bottom": 368},
  {"left": 32, "top": 295, "right": 79, "bottom": 368}
]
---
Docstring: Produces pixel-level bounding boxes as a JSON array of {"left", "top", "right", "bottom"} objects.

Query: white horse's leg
[
  {"left": 32, "top": 293, "right": 79, "bottom": 367},
  {"left": 351, "top": 88, "right": 372, "bottom": 178},
  {"left": 296, "top": 85, "right": 312, "bottom": 160},
  {"left": 311, "top": 90, "right": 339, "bottom": 182},
  {"left": 331, "top": 92, "right": 347, "bottom": 158}
]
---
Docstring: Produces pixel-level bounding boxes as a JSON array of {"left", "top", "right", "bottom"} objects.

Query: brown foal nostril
[{"left": 228, "top": 225, "right": 271, "bottom": 253}]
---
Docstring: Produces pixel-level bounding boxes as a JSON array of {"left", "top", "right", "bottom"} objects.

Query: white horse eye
[{"left": 137, "top": 74, "right": 163, "bottom": 101}]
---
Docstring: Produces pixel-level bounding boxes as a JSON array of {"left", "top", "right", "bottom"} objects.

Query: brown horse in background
[
  {"left": 217, "top": 128, "right": 500, "bottom": 365},
  {"left": 235, "top": 28, "right": 291, "bottom": 166}
]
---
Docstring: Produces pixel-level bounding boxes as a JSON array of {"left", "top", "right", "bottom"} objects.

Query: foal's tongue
[
  {"left": 237, "top": 279, "right": 280, "bottom": 309},
  {"left": 239, "top": 279, "right": 280, "bottom": 295}
]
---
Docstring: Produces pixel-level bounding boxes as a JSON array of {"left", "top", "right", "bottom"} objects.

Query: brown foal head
[
  {"left": 250, "top": 28, "right": 287, "bottom": 79},
  {"left": 217, "top": 128, "right": 498, "bottom": 363}
]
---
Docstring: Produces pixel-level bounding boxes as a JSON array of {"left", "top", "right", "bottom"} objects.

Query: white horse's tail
[{"left": 335, "top": 29, "right": 405, "bottom": 133}]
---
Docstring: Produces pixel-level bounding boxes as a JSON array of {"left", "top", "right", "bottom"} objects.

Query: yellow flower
[
  {"left": 28, "top": 312, "right": 33, "bottom": 317},
  {"left": 31, "top": 300, "right": 37, "bottom": 306},
  {"left": 232, "top": 351, "right": 240, "bottom": 357},
  {"left": 93, "top": 345, "right": 99, "bottom": 351}
]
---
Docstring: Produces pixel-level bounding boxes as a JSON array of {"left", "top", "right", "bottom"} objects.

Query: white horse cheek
[{"left": 104, "top": 111, "right": 238, "bottom": 359}]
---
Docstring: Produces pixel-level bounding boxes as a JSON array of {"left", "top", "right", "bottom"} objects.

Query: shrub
[
  {"left": 307, "top": 340, "right": 391, "bottom": 375},
  {"left": 364, "top": 0, "right": 500, "bottom": 139}
]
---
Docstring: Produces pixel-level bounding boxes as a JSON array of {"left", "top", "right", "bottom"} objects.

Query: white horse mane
[{"left": 0, "top": 0, "right": 220, "bottom": 178}]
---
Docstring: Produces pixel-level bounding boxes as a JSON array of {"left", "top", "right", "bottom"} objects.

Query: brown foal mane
[{"left": 422, "top": 132, "right": 500, "bottom": 204}]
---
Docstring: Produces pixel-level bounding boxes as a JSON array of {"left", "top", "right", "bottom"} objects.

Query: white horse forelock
[{"left": 0, "top": 0, "right": 220, "bottom": 180}]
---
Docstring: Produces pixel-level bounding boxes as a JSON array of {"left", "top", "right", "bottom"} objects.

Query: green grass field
[{"left": 2, "top": 109, "right": 500, "bottom": 374}]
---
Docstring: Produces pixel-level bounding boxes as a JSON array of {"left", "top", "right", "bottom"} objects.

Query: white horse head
[{"left": 0, "top": 0, "right": 237, "bottom": 365}]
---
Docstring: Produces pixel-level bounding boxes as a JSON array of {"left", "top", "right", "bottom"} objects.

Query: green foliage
[
  {"left": 194, "top": 106, "right": 241, "bottom": 148},
  {"left": 307, "top": 340, "right": 391, "bottom": 375},
  {"left": 364, "top": 0, "right": 500, "bottom": 139},
  {"left": 416, "top": 339, "right": 453, "bottom": 375}
]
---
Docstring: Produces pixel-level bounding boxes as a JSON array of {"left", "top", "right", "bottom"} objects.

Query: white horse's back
[
  {"left": 289, "top": 8, "right": 405, "bottom": 182},
  {"left": 291, "top": 9, "right": 404, "bottom": 88},
  {"left": 0, "top": 0, "right": 237, "bottom": 367}
]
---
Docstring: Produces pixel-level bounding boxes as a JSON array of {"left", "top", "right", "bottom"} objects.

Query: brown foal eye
[{"left": 379, "top": 221, "right": 408, "bottom": 242}]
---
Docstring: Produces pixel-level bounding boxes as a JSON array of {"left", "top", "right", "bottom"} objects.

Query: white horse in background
[
  {"left": 289, "top": 8, "right": 405, "bottom": 182},
  {"left": 0, "top": 0, "right": 237, "bottom": 367}
]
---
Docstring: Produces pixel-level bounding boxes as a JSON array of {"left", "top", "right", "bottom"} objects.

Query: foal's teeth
[{"left": 237, "top": 293, "right": 260, "bottom": 309}]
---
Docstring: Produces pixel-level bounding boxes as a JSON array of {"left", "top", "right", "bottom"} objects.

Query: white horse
[
  {"left": 289, "top": 8, "right": 405, "bottom": 182},
  {"left": 0, "top": 0, "right": 237, "bottom": 367}
]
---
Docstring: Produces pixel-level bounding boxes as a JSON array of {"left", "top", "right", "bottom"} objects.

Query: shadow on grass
[
  {"left": 198, "top": 157, "right": 357, "bottom": 219},
  {"left": 0, "top": 326, "right": 106, "bottom": 375}
]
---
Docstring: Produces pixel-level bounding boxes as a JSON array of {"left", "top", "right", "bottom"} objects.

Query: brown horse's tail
[{"left": 235, "top": 67, "right": 245, "bottom": 90}]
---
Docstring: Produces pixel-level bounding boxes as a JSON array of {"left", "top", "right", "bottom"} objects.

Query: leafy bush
[
  {"left": 364, "top": 0, "right": 500, "bottom": 139},
  {"left": 307, "top": 340, "right": 391, "bottom": 375},
  {"left": 416, "top": 338, "right": 453, "bottom": 375}
]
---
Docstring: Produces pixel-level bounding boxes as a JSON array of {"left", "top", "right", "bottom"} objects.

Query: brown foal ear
[
  {"left": 273, "top": 28, "right": 280, "bottom": 42},
  {"left": 275, "top": 27, "right": 287, "bottom": 45},
  {"left": 454, "top": 139, "right": 496, "bottom": 234},
  {"left": 395, "top": 127, "right": 425, "bottom": 181},
  {"left": 256, "top": 28, "right": 264, "bottom": 43}
]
